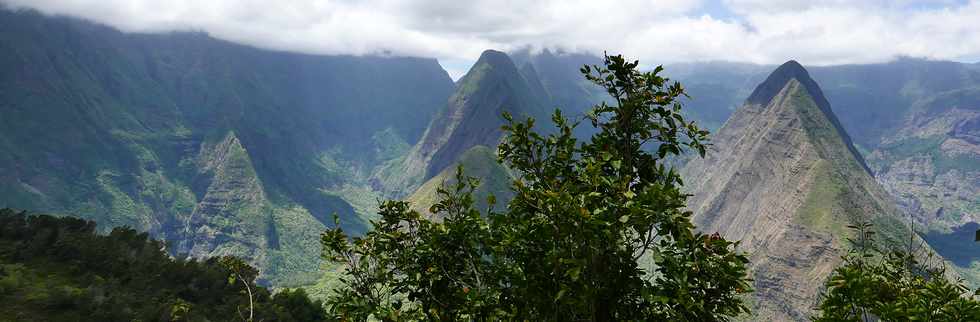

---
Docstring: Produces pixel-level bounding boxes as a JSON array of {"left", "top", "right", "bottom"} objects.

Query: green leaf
[
  {"left": 556, "top": 288, "right": 567, "bottom": 301},
  {"left": 601, "top": 151, "right": 613, "bottom": 161}
]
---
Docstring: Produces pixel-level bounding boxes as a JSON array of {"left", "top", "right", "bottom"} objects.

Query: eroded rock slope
[{"left": 682, "top": 61, "right": 927, "bottom": 320}]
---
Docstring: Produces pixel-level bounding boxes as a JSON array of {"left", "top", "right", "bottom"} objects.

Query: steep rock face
[
  {"left": 391, "top": 49, "right": 608, "bottom": 211},
  {"left": 682, "top": 62, "right": 921, "bottom": 320},
  {"left": 870, "top": 106, "right": 980, "bottom": 229},
  {"left": 376, "top": 50, "right": 546, "bottom": 196},
  {"left": 745, "top": 61, "right": 871, "bottom": 173},
  {"left": 180, "top": 132, "right": 269, "bottom": 262},
  {"left": 865, "top": 91, "right": 980, "bottom": 284}
]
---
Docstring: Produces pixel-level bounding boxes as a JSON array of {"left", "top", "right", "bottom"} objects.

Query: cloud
[{"left": 3, "top": 0, "right": 980, "bottom": 79}]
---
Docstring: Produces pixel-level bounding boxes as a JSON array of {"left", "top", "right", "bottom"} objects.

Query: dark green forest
[{"left": 0, "top": 208, "right": 326, "bottom": 321}]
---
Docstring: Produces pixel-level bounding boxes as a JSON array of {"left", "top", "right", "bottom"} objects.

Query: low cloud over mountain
[{"left": 6, "top": 0, "right": 980, "bottom": 79}]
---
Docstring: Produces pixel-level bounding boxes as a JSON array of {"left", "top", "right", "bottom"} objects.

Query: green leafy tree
[
  {"left": 815, "top": 222, "right": 980, "bottom": 321},
  {"left": 322, "top": 54, "right": 752, "bottom": 321}
]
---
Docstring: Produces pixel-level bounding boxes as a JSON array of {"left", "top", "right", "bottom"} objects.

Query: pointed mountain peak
[
  {"left": 747, "top": 60, "right": 825, "bottom": 107},
  {"left": 747, "top": 60, "right": 870, "bottom": 173},
  {"left": 455, "top": 50, "right": 522, "bottom": 95},
  {"left": 680, "top": 63, "right": 919, "bottom": 320},
  {"left": 376, "top": 49, "right": 548, "bottom": 196},
  {"left": 775, "top": 59, "right": 806, "bottom": 73},
  {"left": 474, "top": 49, "right": 515, "bottom": 70}
]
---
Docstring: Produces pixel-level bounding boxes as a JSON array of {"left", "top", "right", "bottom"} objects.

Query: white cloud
[{"left": 3, "top": 0, "right": 980, "bottom": 79}]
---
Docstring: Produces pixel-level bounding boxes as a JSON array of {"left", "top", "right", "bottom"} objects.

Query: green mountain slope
[
  {"left": 375, "top": 50, "right": 548, "bottom": 197},
  {"left": 681, "top": 61, "right": 946, "bottom": 320},
  {"left": 405, "top": 145, "right": 513, "bottom": 215},
  {"left": 0, "top": 9, "right": 454, "bottom": 286}
]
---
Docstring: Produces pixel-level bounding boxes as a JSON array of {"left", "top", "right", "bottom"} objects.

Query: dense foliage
[
  {"left": 0, "top": 208, "right": 326, "bottom": 321},
  {"left": 815, "top": 222, "right": 980, "bottom": 321},
  {"left": 322, "top": 54, "right": 752, "bottom": 321}
]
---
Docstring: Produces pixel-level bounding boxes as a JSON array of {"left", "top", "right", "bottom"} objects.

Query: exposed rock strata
[{"left": 682, "top": 62, "right": 926, "bottom": 320}]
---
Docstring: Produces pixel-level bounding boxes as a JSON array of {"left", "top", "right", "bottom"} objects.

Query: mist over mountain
[{"left": 667, "top": 58, "right": 980, "bottom": 149}]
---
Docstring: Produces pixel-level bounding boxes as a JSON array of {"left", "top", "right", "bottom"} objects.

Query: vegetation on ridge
[
  {"left": 0, "top": 208, "right": 327, "bottom": 321},
  {"left": 816, "top": 222, "right": 980, "bottom": 321},
  {"left": 321, "top": 54, "right": 752, "bottom": 320}
]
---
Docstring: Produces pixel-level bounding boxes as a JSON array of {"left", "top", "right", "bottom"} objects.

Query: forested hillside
[
  {"left": 0, "top": 9, "right": 453, "bottom": 285},
  {"left": 0, "top": 209, "right": 326, "bottom": 321}
]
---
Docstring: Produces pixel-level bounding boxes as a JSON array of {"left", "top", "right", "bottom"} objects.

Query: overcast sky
[{"left": 4, "top": 0, "right": 980, "bottom": 79}]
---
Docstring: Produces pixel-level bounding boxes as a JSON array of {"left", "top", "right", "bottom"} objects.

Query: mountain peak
[
  {"left": 747, "top": 60, "right": 820, "bottom": 106},
  {"left": 375, "top": 48, "right": 548, "bottom": 196},
  {"left": 746, "top": 60, "right": 870, "bottom": 173},
  {"left": 475, "top": 49, "right": 513, "bottom": 68},
  {"left": 454, "top": 50, "right": 521, "bottom": 93},
  {"left": 680, "top": 62, "right": 916, "bottom": 320},
  {"left": 777, "top": 59, "right": 805, "bottom": 72}
]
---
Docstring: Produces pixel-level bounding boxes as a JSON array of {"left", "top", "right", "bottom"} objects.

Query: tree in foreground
[
  {"left": 815, "top": 222, "right": 980, "bottom": 321},
  {"left": 322, "top": 54, "right": 752, "bottom": 321}
]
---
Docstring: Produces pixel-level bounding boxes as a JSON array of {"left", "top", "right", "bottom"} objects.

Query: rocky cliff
[
  {"left": 866, "top": 88, "right": 980, "bottom": 285},
  {"left": 682, "top": 61, "right": 929, "bottom": 320}
]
